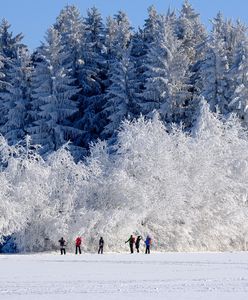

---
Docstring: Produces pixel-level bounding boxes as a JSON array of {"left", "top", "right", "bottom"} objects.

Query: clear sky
[{"left": 0, "top": 0, "right": 248, "bottom": 50}]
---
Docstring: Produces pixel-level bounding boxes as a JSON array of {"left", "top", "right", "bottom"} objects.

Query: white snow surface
[{"left": 1, "top": 252, "right": 248, "bottom": 300}]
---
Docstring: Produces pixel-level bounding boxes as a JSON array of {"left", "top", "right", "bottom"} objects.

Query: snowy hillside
[
  {"left": 1, "top": 252, "right": 248, "bottom": 300},
  {"left": 1, "top": 102, "right": 248, "bottom": 252}
]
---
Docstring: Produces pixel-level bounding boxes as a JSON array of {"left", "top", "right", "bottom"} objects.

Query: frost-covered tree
[
  {"left": 103, "top": 46, "right": 137, "bottom": 138},
  {"left": 55, "top": 5, "right": 85, "bottom": 79},
  {"left": 228, "top": 27, "right": 248, "bottom": 124},
  {"left": 29, "top": 27, "right": 78, "bottom": 153},
  {"left": 104, "top": 11, "right": 132, "bottom": 64},
  {"left": 0, "top": 19, "right": 25, "bottom": 129},
  {"left": 0, "top": 19, "right": 24, "bottom": 59},
  {"left": 130, "top": 6, "right": 162, "bottom": 115},
  {"left": 0, "top": 47, "right": 32, "bottom": 144},
  {"left": 141, "top": 15, "right": 190, "bottom": 123},
  {"left": 74, "top": 7, "right": 106, "bottom": 147},
  {"left": 103, "top": 10, "right": 147, "bottom": 139},
  {"left": 198, "top": 14, "right": 230, "bottom": 113},
  {"left": 175, "top": 1, "right": 207, "bottom": 124},
  {"left": 143, "top": 5, "right": 161, "bottom": 44},
  {"left": 176, "top": 0, "right": 207, "bottom": 65},
  {"left": 3, "top": 101, "right": 248, "bottom": 252}
]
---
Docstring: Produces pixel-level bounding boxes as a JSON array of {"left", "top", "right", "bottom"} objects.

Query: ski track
[{"left": 1, "top": 253, "right": 248, "bottom": 300}]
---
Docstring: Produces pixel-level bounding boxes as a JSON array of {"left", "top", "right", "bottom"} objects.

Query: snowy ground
[{"left": 1, "top": 252, "right": 248, "bottom": 300}]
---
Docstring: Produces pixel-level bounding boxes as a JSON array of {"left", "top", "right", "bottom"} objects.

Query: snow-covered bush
[{"left": 1, "top": 102, "right": 248, "bottom": 252}]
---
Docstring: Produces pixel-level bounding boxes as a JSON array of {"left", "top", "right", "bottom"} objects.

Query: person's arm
[{"left": 125, "top": 238, "right": 130, "bottom": 243}]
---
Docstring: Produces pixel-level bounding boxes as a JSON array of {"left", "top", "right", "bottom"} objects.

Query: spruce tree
[
  {"left": 1, "top": 47, "right": 32, "bottom": 144},
  {"left": 29, "top": 27, "right": 78, "bottom": 152},
  {"left": 103, "top": 47, "right": 137, "bottom": 138},
  {"left": 141, "top": 16, "right": 190, "bottom": 124}
]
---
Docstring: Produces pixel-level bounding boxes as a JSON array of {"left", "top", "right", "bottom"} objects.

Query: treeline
[{"left": 0, "top": 1, "right": 248, "bottom": 157}]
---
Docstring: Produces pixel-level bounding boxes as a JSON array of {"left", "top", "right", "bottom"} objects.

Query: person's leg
[
  {"left": 75, "top": 246, "right": 77, "bottom": 254},
  {"left": 64, "top": 248, "right": 66, "bottom": 255},
  {"left": 101, "top": 246, "right": 103, "bottom": 254},
  {"left": 61, "top": 248, "right": 63, "bottom": 255},
  {"left": 148, "top": 246, "right": 150, "bottom": 254},
  {"left": 145, "top": 246, "right": 148, "bottom": 254},
  {"left": 79, "top": 246, "right": 81, "bottom": 254},
  {"left": 131, "top": 244, "right": 134, "bottom": 253}
]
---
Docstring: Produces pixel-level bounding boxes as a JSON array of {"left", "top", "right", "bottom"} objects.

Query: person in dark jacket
[
  {"left": 98, "top": 237, "right": 104, "bottom": 254},
  {"left": 145, "top": 235, "right": 152, "bottom": 254},
  {"left": 58, "top": 237, "right": 66, "bottom": 255},
  {"left": 125, "top": 235, "right": 135, "bottom": 253},
  {"left": 75, "top": 236, "right": 82, "bottom": 254},
  {"left": 135, "top": 236, "right": 142, "bottom": 253}
]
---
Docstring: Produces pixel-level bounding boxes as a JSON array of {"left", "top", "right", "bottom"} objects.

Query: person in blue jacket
[{"left": 145, "top": 235, "right": 152, "bottom": 254}]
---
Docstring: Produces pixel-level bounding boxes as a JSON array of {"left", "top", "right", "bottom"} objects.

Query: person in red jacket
[{"left": 75, "top": 236, "right": 82, "bottom": 254}]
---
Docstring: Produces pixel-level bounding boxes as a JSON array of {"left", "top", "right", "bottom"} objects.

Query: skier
[
  {"left": 125, "top": 235, "right": 135, "bottom": 254},
  {"left": 145, "top": 235, "right": 152, "bottom": 254},
  {"left": 58, "top": 237, "right": 66, "bottom": 255},
  {"left": 75, "top": 236, "right": 82, "bottom": 254},
  {"left": 98, "top": 237, "right": 104, "bottom": 254},
  {"left": 135, "top": 235, "right": 142, "bottom": 253}
]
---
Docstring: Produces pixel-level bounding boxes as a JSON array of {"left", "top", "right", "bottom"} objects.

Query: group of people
[
  {"left": 58, "top": 236, "right": 104, "bottom": 255},
  {"left": 58, "top": 234, "right": 152, "bottom": 255},
  {"left": 125, "top": 235, "right": 152, "bottom": 254}
]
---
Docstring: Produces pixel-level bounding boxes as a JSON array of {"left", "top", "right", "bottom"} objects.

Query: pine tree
[
  {"left": 55, "top": 5, "right": 85, "bottom": 78},
  {"left": 176, "top": 0, "right": 207, "bottom": 65},
  {"left": 141, "top": 16, "right": 190, "bottom": 124},
  {"left": 229, "top": 25, "right": 248, "bottom": 124},
  {"left": 0, "top": 19, "right": 24, "bottom": 59},
  {"left": 103, "top": 47, "right": 137, "bottom": 138},
  {"left": 73, "top": 7, "right": 106, "bottom": 147},
  {"left": 176, "top": 1, "right": 207, "bottom": 125},
  {"left": 1, "top": 47, "right": 32, "bottom": 144},
  {"left": 143, "top": 6, "right": 161, "bottom": 44},
  {"left": 131, "top": 6, "right": 161, "bottom": 116},
  {"left": 29, "top": 27, "right": 78, "bottom": 152},
  {"left": 0, "top": 19, "right": 26, "bottom": 131},
  {"left": 198, "top": 13, "right": 230, "bottom": 113}
]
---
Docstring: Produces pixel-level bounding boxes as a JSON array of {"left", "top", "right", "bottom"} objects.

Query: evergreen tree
[
  {"left": 103, "top": 10, "right": 132, "bottom": 68},
  {"left": 55, "top": 5, "right": 85, "bottom": 78},
  {"left": 103, "top": 46, "right": 137, "bottom": 138},
  {"left": 132, "top": 6, "right": 161, "bottom": 115},
  {"left": 176, "top": 1, "right": 207, "bottom": 125},
  {"left": 29, "top": 27, "right": 78, "bottom": 152},
  {"left": 74, "top": 7, "right": 106, "bottom": 147},
  {"left": 229, "top": 25, "right": 248, "bottom": 124},
  {"left": 0, "top": 19, "right": 26, "bottom": 130},
  {"left": 141, "top": 16, "right": 190, "bottom": 124},
  {"left": 1, "top": 47, "right": 32, "bottom": 144},
  {"left": 198, "top": 13, "right": 230, "bottom": 113},
  {"left": 0, "top": 19, "right": 24, "bottom": 59},
  {"left": 143, "top": 5, "right": 161, "bottom": 44},
  {"left": 101, "top": 11, "right": 136, "bottom": 139},
  {"left": 176, "top": 0, "right": 207, "bottom": 65}
]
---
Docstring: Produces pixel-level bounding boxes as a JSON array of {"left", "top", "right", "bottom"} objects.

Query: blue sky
[{"left": 0, "top": 0, "right": 247, "bottom": 50}]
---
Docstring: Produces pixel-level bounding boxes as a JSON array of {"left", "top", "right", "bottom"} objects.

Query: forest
[
  {"left": 0, "top": 1, "right": 248, "bottom": 156},
  {"left": 1, "top": 1, "right": 248, "bottom": 252}
]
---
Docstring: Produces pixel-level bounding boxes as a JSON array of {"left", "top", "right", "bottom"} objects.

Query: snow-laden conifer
[
  {"left": 29, "top": 27, "right": 78, "bottom": 152},
  {"left": 1, "top": 47, "right": 32, "bottom": 144},
  {"left": 141, "top": 15, "right": 190, "bottom": 123}
]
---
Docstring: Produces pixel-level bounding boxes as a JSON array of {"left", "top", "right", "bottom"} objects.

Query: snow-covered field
[{"left": 1, "top": 252, "right": 248, "bottom": 300}]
